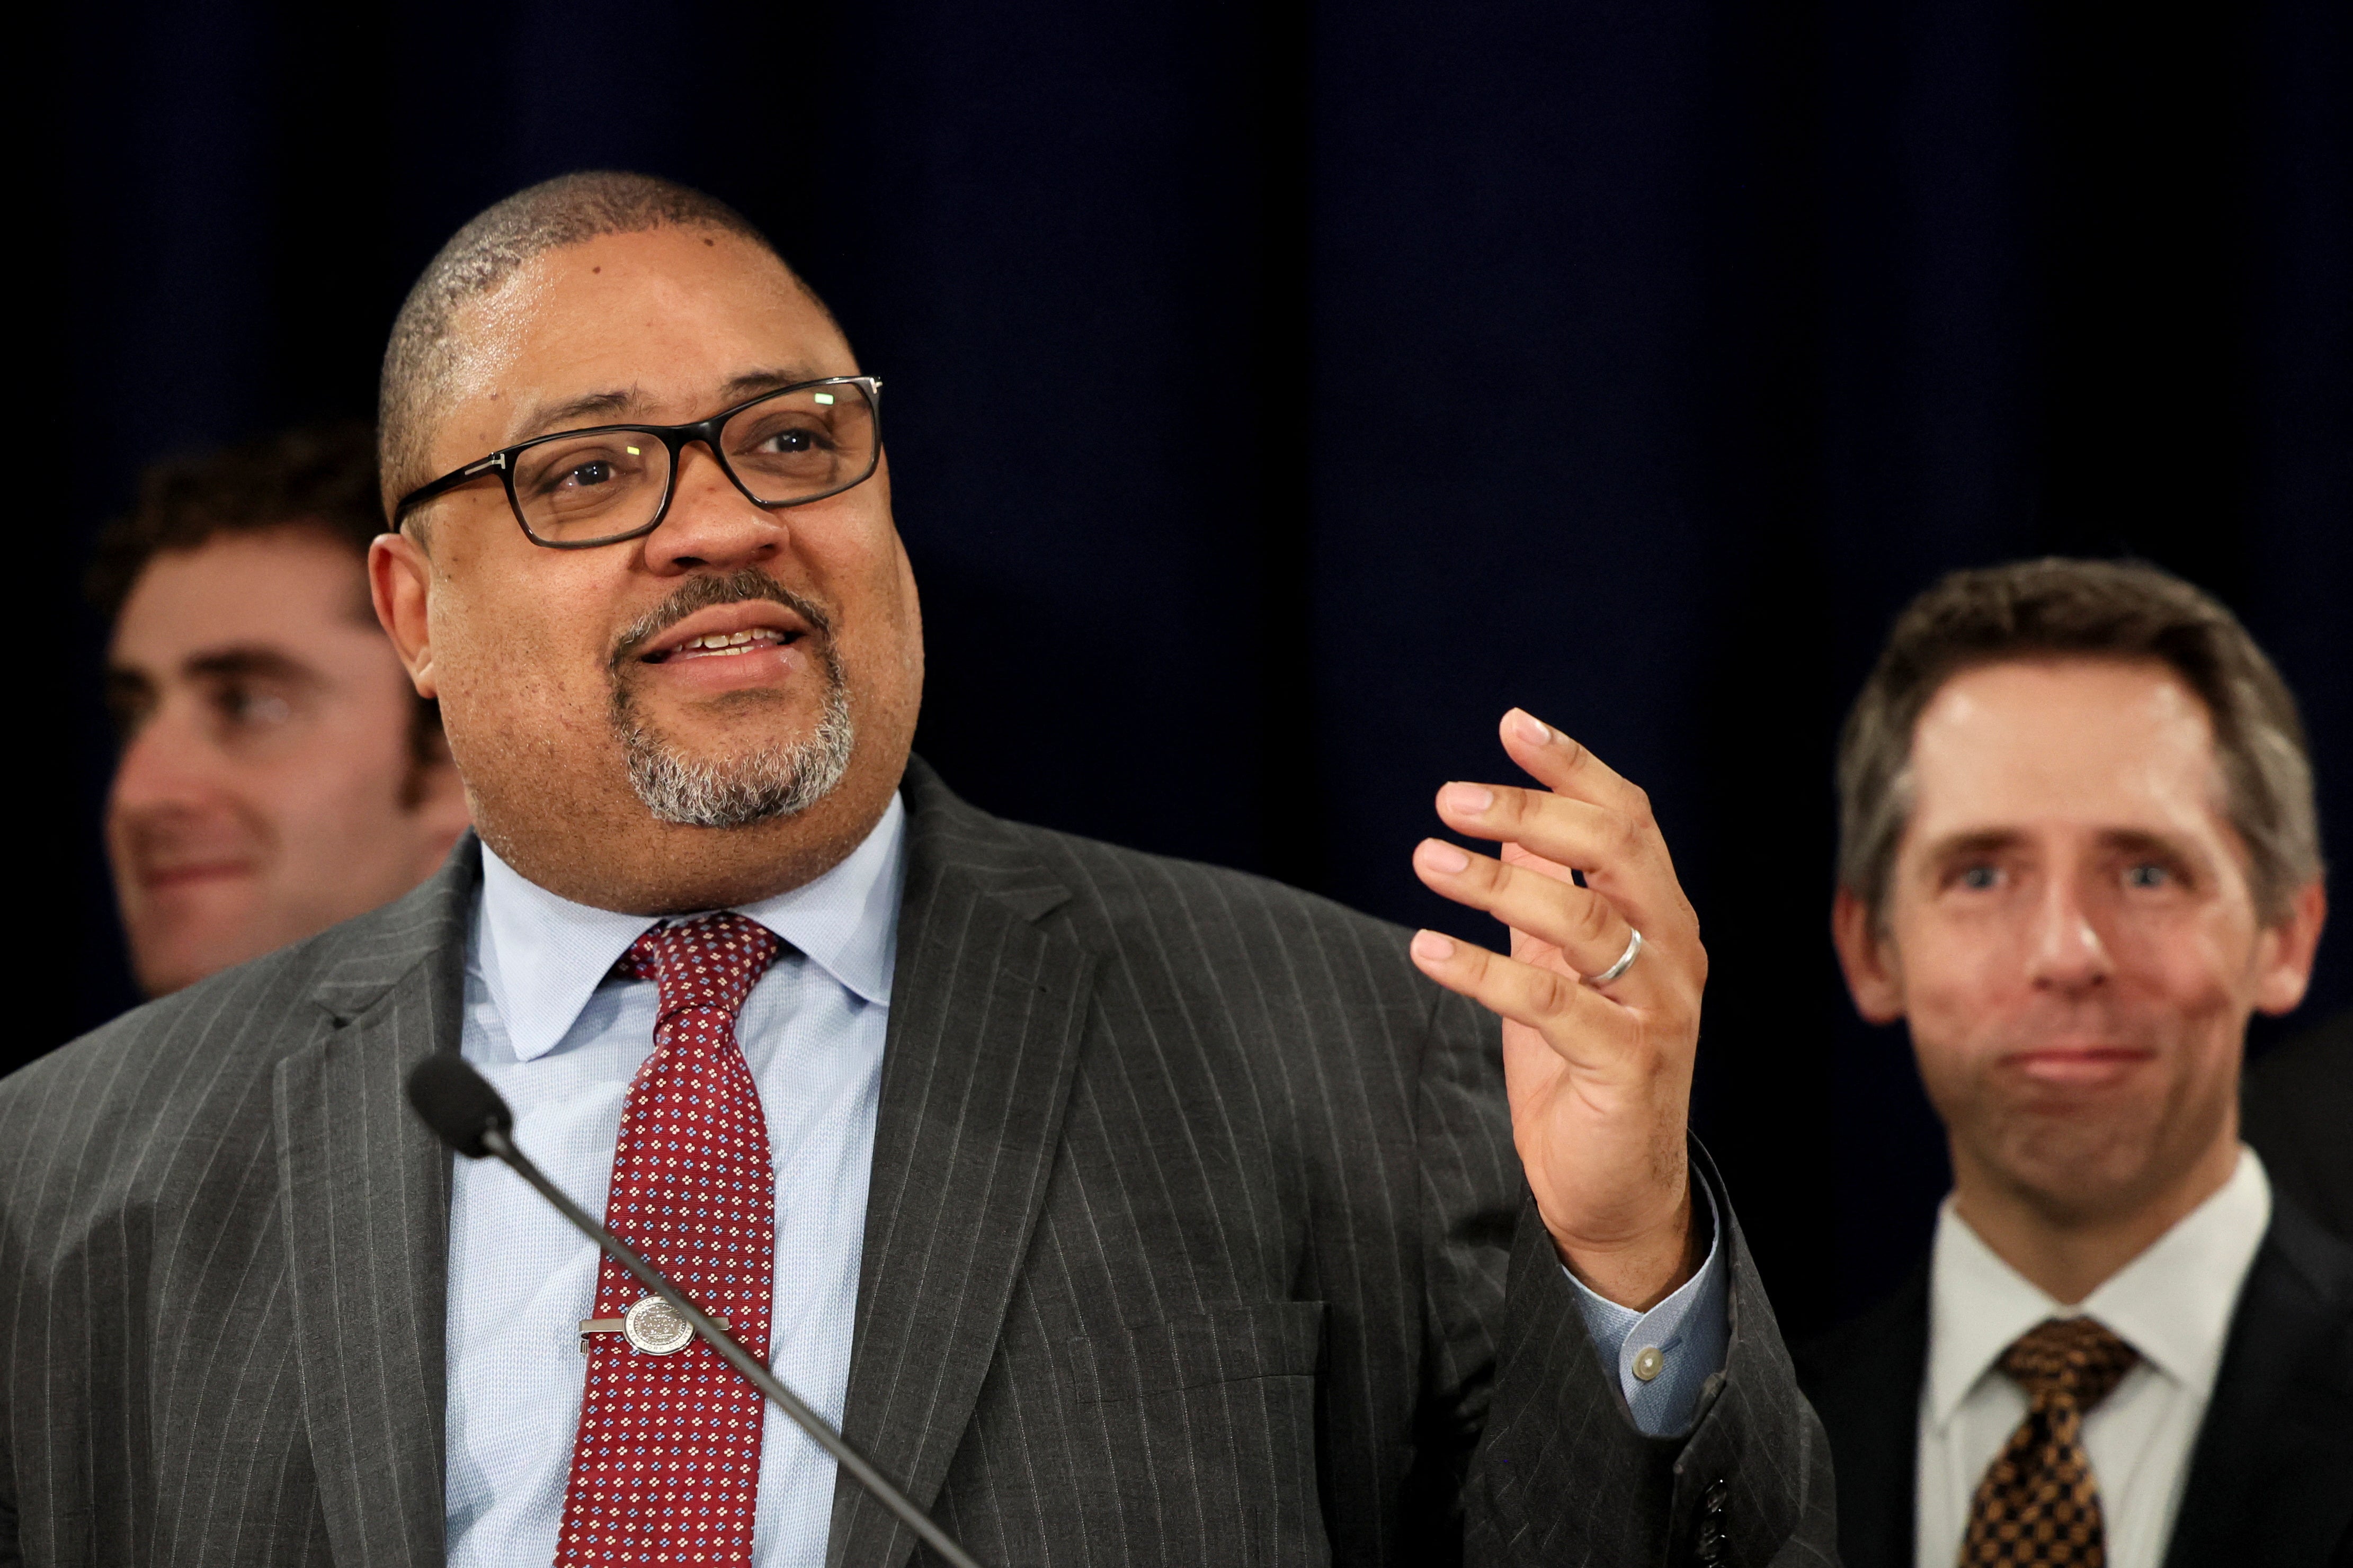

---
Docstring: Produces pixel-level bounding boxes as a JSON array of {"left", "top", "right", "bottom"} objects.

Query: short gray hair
[
  {"left": 377, "top": 171, "right": 808, "bottom": 514},
  {"left": 1837, "top": 558, "right": 2322, "bottom": 924}
]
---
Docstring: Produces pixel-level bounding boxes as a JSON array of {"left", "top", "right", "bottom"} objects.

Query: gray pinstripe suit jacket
[{"left": 1, "top": 760, "right": 1834, "bottom": 1567}]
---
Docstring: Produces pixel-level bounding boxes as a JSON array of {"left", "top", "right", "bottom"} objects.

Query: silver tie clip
[{"left": 579, "top": 1294, "right": 727, "bottom": 1355}]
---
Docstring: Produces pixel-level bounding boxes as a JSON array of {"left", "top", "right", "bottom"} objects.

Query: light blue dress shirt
[
  {"left": 1563, "top": 1175, "right": 1728, "bottom": 1435},
  {"left": 445, "top": 793, "right": 904, "bottom": 1568},
  {"left": 442, "top": 787, "right": 1725, "bottom": 1564}
]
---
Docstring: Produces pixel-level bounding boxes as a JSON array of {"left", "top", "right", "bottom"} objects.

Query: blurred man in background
[
  {"left": 92, "top": 423, "right": 471, "bottom": 995},
  {"left": 1796, "top": 559, "right": 2353, "bottom": 1568}
]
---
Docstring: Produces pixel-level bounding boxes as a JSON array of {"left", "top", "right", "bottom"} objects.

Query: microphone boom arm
[{"left": 476, "top": 1125, "right": 985, "bottom": 1568}]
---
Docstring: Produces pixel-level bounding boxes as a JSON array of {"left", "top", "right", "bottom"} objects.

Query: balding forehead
[
  {"left": 424, "top": 233, "right": 843, "bottom": 456},
  {"left": 377, "top": 171, "right": 840, "bottom": 514}
]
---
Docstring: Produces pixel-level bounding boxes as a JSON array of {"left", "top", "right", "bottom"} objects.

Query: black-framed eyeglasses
[{"left": 392, "top": 375, "right": 884, "bottom": 550}]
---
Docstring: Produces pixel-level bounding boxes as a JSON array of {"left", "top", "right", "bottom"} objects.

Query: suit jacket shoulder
[
  {"left": 1, "top": 850, "right": 470, "bottom": 1163},
  {"left": 0, "top": 846, "right": 474, "bottom": 1264},
  {"left": 0, "top": 846, "right": 477, "bottom": 1567},
  {"left": 2244, "top": 1013, "right": 2353, "bottom": 1243},
  {"left": 906, "top": 758, "right": 1441, "bottom": 1032},
  {"left": 2163, "top": 1194, "right": 2353, "bottom": 1568},
  {"left": 1794, "top": 1264, "right": 1928, "bottom": 1568}
]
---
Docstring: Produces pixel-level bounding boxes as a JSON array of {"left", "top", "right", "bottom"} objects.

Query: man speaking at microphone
[{"left": 0, "top": 173, "right": 1830, "bottom": 1566}]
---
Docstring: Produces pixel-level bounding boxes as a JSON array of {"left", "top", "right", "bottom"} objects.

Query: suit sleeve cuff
[{"left": 1558, "top": 1170, "right": 1728, "bottom": 1437}]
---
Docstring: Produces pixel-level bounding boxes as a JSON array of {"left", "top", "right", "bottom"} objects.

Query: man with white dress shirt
[
  {"left": 1796, "top": 559, "right": 2353, "bottom": 1568},
  {"left": 0, "top": 171, "right": 1833, "bottom": 1565}
]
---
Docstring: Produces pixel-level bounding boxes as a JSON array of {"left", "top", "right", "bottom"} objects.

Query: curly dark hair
[
  {"left": 88, "top": 421, "right": 387, "bottom": 620},
  {"left": 89, "top": 421, "right": 442, "bottom": 769}
]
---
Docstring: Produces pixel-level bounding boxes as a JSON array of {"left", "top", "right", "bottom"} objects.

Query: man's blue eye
[
  {"left": 1960, "top": 866, "right": 1999, "bottom": 891},
  {"left": 2126, "top": 864, "right": 2169, "bottom": 889}
]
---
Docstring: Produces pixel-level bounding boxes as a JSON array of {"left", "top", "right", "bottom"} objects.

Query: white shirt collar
[
  {"left": 476, "top": 792, "right": 907, "bottom": 1062},
  {"left": 1927, "top": 1145, "right": 2271, "bottom": 1430}
]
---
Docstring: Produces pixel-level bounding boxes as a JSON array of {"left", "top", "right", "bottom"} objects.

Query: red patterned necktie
[
  {"left": 555, "top": 912, "right": 784, "bottom": 1567},
  {"left": 1959, "top": 1316, "right": 2141, "bottom": 1567}
]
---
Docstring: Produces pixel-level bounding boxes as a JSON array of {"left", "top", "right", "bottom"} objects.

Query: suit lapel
[
  {"left": 273, "top": 847, "right": 478, "bottom": 1568},
  {"left": 829, "top": 770, "right": 1095, "bottom": 1568},
  {"left": 2162, "top": 1197, "right": 2353, "bottom": 1568}
]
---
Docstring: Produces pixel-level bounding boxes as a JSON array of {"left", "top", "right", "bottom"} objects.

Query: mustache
[{"left": 608, "top": 570, "right": 836, "bottom": 673}]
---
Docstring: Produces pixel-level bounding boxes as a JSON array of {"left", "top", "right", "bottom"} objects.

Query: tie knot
[
  {"left": 619, "top": 911, "right": 783, "bottom": 1023},
  {"left": 1999, "top": 1316, "right": 2140, "bottom": 1412}
]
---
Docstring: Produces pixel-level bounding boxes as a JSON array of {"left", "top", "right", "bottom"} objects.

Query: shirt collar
[
  {"left": 476, "top": 791, "right": 907, "bottom": 1062},
  {"left": 1925, "top": 1145, "right": 2272, "bottom": 1430},
  {"left": 2079, "top": 1146, "right": 2269, "bottom": 1394}
]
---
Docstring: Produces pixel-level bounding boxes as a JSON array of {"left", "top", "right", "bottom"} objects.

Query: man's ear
[
  {"left": 1832, "top": 885, "right": 1908, "bottom": 1024},
  {"left": 2254, "top": 877, "right": 2328, "bottom": 1016},
  {"left": 370, "top": 531, "right": 438, "bottom": 699}
]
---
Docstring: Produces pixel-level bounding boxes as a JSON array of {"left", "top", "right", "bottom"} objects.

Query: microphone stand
[{"left": 415, "top": 1058, "right": 984, "bottom": 1568}]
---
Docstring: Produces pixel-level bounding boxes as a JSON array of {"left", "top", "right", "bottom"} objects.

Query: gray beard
[{"left": 611, "top": 649, "right": 857, "bottom": 829}]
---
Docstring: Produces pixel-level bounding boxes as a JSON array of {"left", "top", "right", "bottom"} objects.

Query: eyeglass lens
[{"left": 510, "top": 381, "right": 879, "bottom": 545}]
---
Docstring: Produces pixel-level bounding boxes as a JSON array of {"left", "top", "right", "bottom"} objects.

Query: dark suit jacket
[
  {"left": 1, "top": 760, "right": 1834, "bottom": 1567},
  {"left": 2245, "top": 1013, "right": 2353, "bottom": 1244},
  {"left": 1794, "top": 1197, "right": 2353, "bottom": 1568}
]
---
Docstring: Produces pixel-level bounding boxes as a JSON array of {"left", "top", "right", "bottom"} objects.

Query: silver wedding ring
[{"left": 1587, "top": 928, "right": 1643, "bottom": 987}]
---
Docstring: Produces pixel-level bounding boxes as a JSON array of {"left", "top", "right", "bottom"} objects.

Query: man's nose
[
  {"left": 2026, "top": 875, "right": 2113, "bottom": 991},
  {"left": 639, "top": 443, "right": 785, "bottom": 574},
  {"left": 109, "top": 705, "right": 221, "bottom": 819}
]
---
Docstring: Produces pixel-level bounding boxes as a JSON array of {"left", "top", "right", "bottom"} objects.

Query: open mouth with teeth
[
  {"left": 646, "top": 626, "right": 797, "bottom": 663},
  {"left": 615, "top": 584, "right": 827, "bottom": 686}
]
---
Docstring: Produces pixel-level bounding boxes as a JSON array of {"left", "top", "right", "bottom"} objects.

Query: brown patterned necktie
[{"left": 1959, "top": 1317, "right": 2141, "bottom": 1567}]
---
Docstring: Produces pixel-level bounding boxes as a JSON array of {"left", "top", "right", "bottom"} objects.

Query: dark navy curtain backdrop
[{"left": 21, "top": 0, "right": 2348, "bottom": 1337}]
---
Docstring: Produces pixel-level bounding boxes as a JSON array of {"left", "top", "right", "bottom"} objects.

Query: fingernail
[
  {"left": 1442, "top": 782, "right": 1494, "bottom": 814},
  {"left": 1417, "top": 839, "right": 1471, "bottom": 875},
  {"left": 1511, "top": 709, "right": 1552, "bottom": 746},
  {"left": 1411, "top": 930, "right": 1455, "bottom": 961}
]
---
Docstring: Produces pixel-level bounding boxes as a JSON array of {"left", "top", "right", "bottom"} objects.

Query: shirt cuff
[{"left": 1558, "top": 1172, "right": 1728, "bottom": 1437}]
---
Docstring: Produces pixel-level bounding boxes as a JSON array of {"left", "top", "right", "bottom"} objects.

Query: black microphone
[{"left": 407, "top": 1053, "right": 985, "bottom": 1568}]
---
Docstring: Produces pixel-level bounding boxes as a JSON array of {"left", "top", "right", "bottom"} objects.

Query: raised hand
[{"left": 1408, "top": 708, "right": 1707, "bottom": 1309}]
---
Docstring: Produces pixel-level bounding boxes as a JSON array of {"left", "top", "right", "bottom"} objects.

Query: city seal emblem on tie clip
[{"left": 576, "top": 1296, "right": 726, "bottom": 1355}]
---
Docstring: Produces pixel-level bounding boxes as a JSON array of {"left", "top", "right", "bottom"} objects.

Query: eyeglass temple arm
[{"left": 394, "top": 453, "right": 509, "bottom": 523}]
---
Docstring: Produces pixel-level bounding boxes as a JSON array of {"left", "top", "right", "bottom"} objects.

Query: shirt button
[{"left": 1632, "top": 1345, "right": 1665, "bottom": 1382}]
